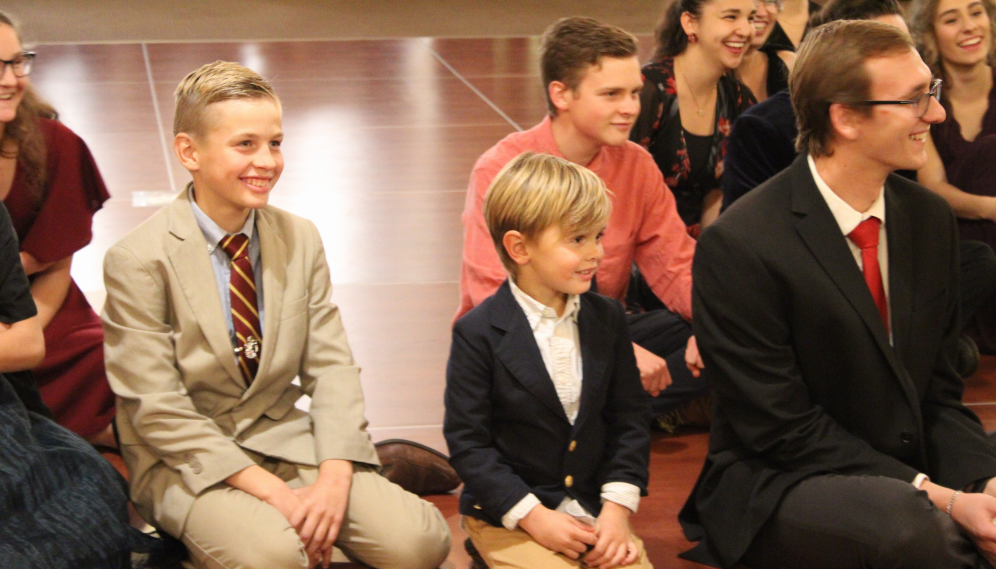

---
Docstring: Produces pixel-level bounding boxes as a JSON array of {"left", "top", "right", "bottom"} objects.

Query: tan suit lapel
[
  {"left": 245, "top": 208, "right": 287, "bottom": 398},
  {"left": 166, "top": 192, "right": 245, "bottom": 386}
]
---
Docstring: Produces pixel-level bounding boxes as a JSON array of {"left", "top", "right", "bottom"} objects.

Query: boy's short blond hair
[
  {"left": 173, "top": 61, "right": 279, "bottom": 138},
  {"left": 484, "top": 152, "right": 612, "bottom": 276}
]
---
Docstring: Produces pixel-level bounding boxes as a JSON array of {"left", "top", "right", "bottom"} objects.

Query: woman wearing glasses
[
  {"left": 0, "top": 12, "right": 117, "bottom": 447},
  {"left": 631, "top": 0, "right": 757, "bottom": 233},
  {"left": 913, "top": 0, "right": 996, "bottom": 355},
  {"left": 735, "top": 0, "right": 796, "bottom": 101}
]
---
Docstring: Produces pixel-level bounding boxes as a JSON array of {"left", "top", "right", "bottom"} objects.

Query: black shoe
[
  {"left": 465, "top": 538, "right": 487, "bottom": 569},
  {"left": 955, "top": 334, "right": 981, "bottom": 378}
]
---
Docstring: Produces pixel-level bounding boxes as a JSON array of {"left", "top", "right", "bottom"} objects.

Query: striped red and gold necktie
[{"left": 221, "top": 234, "right": 261, "bottom": 383}]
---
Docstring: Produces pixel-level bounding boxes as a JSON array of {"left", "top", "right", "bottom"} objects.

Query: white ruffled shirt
[{"left": 500, "top": 280, "right": 640, "bottom": 530}]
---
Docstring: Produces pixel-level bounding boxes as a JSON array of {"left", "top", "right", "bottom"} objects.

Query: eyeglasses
[
  {"left": 0, "top": 52, "right": 35, "bottom": 78},
  {"left": 854, "top": 78, "right": 943, "bottom": 118}
]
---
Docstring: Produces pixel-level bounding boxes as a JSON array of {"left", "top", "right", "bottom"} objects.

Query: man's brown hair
[
  {"left": 540, "top": 17, "right": 639, "bottom": 116},
  {"left": 173, "top": 61, "right": 279, "bottom": 138},
  {"left": 791, "top": 20, "right": 915, "bottom": 157}
]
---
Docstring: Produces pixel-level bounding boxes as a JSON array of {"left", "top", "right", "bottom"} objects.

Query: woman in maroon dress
[
  {"left": 914, "top": 0, "right": 996, "bottom": 354},
  {"left": 0, "top": 12, "right": 115, "bottom": 446}
]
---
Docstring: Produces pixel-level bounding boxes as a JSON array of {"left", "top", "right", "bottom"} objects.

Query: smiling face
[
  {"left": 0, "top": 24, "right": 27, "bottom": 125},
  {"left": 933, "top": 0, "right": 992, "bottom": 68},
  {"left": 686, "top": 0, "right": 756, "bottom": 69},
  {"left": 751, "top": 0, "right": 781, "bottom": 48},
  {"left": 555, "top": 55, "right": 643, "bottom": 150},
  {"left": 184, "top": 98, "right": 284, "bottom": 231},
  {"left": 514, "top": 223, "right": 605, "bottom": 314},
  {"left": 851, "top": 49, "right": 946, "bottom": 173}
]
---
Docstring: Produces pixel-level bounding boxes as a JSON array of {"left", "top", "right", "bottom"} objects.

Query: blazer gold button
[
  {"left": 474, "top": 504, "right": 482, "bottom": 510},
  {"left": 565, "top": 475, "right": 573, "bottom": 487},
  {"left": 569, "top": 440, "right": 577, "bottom": 452}
]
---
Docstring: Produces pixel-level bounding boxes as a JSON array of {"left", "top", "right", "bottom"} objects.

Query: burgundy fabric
[
  {"left": 3, "top": 118, "right": 113, "bottom": 438},
  {"left": 848, "top": 217, "right": 889, "bottom": 334},
  {"left": 931, "top": 69, "right": 996, "bottom": 354},
  {"left": 221, "top": 233, "right": 261, "bottom": 383}
]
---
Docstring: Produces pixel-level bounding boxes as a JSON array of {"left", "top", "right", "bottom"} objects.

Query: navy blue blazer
[{"left": 444, "top": 281, "right": 651, "bottom": 527}]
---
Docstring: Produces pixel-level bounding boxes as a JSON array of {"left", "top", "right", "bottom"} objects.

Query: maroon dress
[
  {"left": 932, "top": 68, "right": 996, "bottom": 354},
  {"left": 3, "top": 117, "right": 113, "bottom": 438}
]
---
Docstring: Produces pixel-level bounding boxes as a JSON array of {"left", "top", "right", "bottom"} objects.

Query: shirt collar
[
  {"left": 508, "top": 278, "right": 581, "bottom": 330},
  {"left": 807, "top": 155, "right": 886, "bottom": 236},
  {"left": 188, "top": 183, "right": 257, "bottom": 253}
]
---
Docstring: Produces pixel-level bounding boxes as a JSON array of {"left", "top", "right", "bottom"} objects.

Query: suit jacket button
[
  {"left": 569, "top": 440, "right": 577, "bottom": 452},
  {"left": 901, "top": 433, "right": 913, "bottom": 444},
  {"left": 565, "top": 475, "right": 573, "bottom": 488}
]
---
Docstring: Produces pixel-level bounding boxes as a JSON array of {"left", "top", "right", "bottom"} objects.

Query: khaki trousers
[
  {"left": 464, "top": 515, "right": 653, "bottom": 569},
  {"left": 179, "top": 454, "right": 451, "bottom": 569}
]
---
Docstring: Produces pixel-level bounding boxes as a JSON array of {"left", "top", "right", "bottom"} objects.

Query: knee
[
  {"left": 376, "top": 509, "right": 451, "bottom": 569},
  {"left": 872, "top": 484, "right": 960, "bottom": 568}
]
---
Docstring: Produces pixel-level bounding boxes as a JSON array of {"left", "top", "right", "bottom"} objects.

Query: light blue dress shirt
[{"left": 188, "top": 184, "right": 265, "bottom": 351}]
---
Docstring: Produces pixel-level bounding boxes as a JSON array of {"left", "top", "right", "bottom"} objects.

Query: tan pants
[
  {"left": 464, "top": 515, "right": 653, "bottom": 569},
  {"left": 180, "top": 455, "right": 451, "bottom": 569}
]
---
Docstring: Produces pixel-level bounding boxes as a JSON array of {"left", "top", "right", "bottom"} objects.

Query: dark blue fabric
[{"left": 0, "top": 374, "right": 163, "bottom": 568}]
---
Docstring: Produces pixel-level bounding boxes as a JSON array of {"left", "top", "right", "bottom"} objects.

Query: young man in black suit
[
  {"left": 720, "top": 0, "right": 996, "bottom": 377},
  {"left": 682, "top": 20, "right": 996, "bottom": 569}
]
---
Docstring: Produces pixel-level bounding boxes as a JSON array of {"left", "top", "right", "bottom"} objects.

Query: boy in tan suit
[{"left": 101, "top": 61, "right": 450, "bottom": 569}]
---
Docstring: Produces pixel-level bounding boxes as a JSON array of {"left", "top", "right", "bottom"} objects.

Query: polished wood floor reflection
[{"left": 30, "top": 35, "right": 996, "bottom": 569}]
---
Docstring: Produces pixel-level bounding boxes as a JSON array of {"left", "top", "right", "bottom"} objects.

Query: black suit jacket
[
  {"left": 682, "top": 155, "right": 996, "bottom": 568},
  {"left": 444, "top": 281, "right": 650, "bottom": 527}
]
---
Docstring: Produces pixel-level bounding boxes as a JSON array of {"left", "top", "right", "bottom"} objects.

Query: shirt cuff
[
  {"left": 502, "top": 493, "right": 541, "bottom": 530},
  {"left": 601, "top": 482, "right": 641, "bottom": 514},
  {"left": 912, "top": 473, "right": 930, "bottom": 489}
]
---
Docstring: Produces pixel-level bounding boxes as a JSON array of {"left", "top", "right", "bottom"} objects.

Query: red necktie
[
  {"left": 847, "top": 217, "right": 889, "bottom": 334},
  {"left": 221, "top": 234, "right": 261, "bottom": 383}
]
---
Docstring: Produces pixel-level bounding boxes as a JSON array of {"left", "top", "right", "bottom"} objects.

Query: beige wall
[{"left": 9, "top": 0, "right": 664, "bottom": 44}]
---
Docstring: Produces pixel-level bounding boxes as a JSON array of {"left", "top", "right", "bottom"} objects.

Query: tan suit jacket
[{"left": 102, "top": 191, "right": 379, "bottom": 538}]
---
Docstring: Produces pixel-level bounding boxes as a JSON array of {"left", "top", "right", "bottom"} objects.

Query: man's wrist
[{"left": 317, "top": 459, "right": 353, "bottom": 485}]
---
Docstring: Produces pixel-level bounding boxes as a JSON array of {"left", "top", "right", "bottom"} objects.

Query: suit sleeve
[
  {"left": 298, "top": 221, "right": 379, "bottom": 466},
  {"left": 599, "top": 301, "right": 651, "bottom": 492},
  {"left": 721, "top": 114, "right": 789, "bottom": 211},
  {"left": 102, "top": 244, "right": 255, "bottom": 495},
  {"left": 694, "top": 225, "right": 919, "bottom": 481},
  {"left": 922, "top": 210, "right": 996, "bottom": 487},
  {"left": 456, "top": 162, "right": 509, "bottom": 321},
  {"left": 444, "top": 317, "right": 534, "bottom": 520}
]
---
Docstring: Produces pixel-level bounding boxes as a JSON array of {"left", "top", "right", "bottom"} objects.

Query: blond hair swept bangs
[
  {"left": 173, "top": 61, "right": 279, "bottom": 138},
  {"left": 484, "top": 152, "right": 612, "bottom": 276}
]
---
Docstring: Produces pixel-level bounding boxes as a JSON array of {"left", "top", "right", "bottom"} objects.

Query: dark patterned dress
[
  {"left": 631, "top": 57, "right": 756, "bottom": 228},
  {"left": 4, "top": 117, "right": 114, "bottom": 438},
  {"left": 0, "top": 201, "right": 157, "bottom": 569},
  {"left": 931, "top": 68, "right": 996, "bottom": 354}
]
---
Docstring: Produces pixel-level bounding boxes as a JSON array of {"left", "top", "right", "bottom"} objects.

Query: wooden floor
[{"left": 32, "top": 37, "right": 996, "bottom": 569}]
